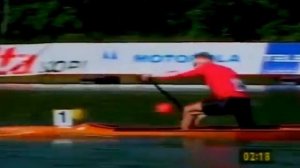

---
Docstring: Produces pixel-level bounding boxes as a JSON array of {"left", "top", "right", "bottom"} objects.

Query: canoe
[{"left": 0, "top": 123, "right": 300, "bottom": 141}]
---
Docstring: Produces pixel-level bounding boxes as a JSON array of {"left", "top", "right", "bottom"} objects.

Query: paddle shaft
[{"left": 151, "top": 79, "right": 183, "bottom": 112}]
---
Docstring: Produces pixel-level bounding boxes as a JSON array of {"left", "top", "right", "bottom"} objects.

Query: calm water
[{"left": 1, "top": 138, "right": 300, "bottom": 168}]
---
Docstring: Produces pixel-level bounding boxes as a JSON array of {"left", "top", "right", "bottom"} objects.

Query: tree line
[{"left": 0, "top": 0, "right": 299, "bottom": 43}]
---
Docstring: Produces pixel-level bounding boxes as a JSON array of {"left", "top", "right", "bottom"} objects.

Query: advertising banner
[
  {"left": 35, "top": 44, "right": 96, "bottom": 74},
  {"left": 1, "top": 42, "right": 299, "bottom": 76},
  {"left": 99, "top": 43, "right": 267, "bottom": 75},
  {"left": 0, "top": 44, "right": 48, "bottom": 76},
  {"left": 261, "top": 43, "right": 300, "bottom": 74}
]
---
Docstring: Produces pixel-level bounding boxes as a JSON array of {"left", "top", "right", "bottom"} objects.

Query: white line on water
[{"left": 0, "top": 84, "right": 299, "bottom": 92}]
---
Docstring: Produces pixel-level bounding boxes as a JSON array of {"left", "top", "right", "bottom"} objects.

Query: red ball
[{"left": 155, "top": 102, "right": 174, "bottom": 114}]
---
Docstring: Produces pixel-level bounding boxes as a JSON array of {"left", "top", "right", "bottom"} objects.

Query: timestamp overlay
[{"left": 239, "top": 149, "right": 273, "bottom": 164}]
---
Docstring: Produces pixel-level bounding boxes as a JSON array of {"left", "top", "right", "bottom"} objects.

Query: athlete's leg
[
  {"left": 181, "top": 102, "right": 207, "bottom": 130},
  {"left": 222, "top": 98, "right": 255, "bottom": 128},
  {"left": 232, "top": 99, "right": 256, "bottom": 128}
]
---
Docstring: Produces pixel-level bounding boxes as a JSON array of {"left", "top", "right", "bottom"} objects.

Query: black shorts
[{"left": 202, "top": 97, "right": 255, "bottom": 128}]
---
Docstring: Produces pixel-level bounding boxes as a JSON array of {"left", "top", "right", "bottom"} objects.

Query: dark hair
[{"left": 194, "top": 52, "right": 213, "bottom": 60}]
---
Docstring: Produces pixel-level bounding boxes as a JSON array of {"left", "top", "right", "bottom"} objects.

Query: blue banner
[{"left": 261, "top": 43, "right": 300, "bottom": 74}]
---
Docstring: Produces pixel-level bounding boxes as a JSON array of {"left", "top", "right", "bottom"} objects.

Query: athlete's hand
[{"left": 141, "top": 74, "right": 152, "bottom": 82}]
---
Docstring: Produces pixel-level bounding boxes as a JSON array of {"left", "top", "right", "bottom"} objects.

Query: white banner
[
  {"left": 36, "top": 43, "right": 97, "bottom": 74},
  {"left": 0, "top": 42, "right": 278, "bottom": 76},
  {"left": 98, "top": 43, "right": 266, "bottom": 75}
]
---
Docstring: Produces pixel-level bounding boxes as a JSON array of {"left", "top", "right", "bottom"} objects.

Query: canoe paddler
[{"left": 142, "top": 52, "right": 256, "bottom": 130}]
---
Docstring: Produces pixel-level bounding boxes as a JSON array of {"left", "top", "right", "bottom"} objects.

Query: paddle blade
[{"left": 155, "top": 102, "right": 174, "bottom": 114}]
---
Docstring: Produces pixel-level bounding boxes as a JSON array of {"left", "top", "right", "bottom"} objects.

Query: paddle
[
  {"left": 150, "top": 78, "right": 183, "bottom": 112},
  {"left": 150, "top": 78, "right": 205, "bottom": 129},
  {"left": 148, "top": 77, "right": 264, "bottom": 129}
]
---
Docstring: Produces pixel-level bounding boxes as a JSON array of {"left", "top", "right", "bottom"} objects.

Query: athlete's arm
[{"left": 156, "top": 67, "right": 204, "bottom": 80}]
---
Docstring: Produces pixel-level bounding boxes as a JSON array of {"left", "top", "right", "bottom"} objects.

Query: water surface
[{"left": 1, "top": 138, "right": 300, "bottom": 168}]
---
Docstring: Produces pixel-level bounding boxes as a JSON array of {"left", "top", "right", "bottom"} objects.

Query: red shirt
[{"left": 158, "top": 63, "right": 248, "bottom": 99}]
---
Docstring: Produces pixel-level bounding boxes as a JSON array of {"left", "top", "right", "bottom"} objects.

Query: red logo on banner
[{"left": 0, "top": 47, "right": 37, "bottom": 75}]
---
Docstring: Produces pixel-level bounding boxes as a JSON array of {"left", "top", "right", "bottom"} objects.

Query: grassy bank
[{"left": 0, "top": 89, "right": 299, "bottom": 126}]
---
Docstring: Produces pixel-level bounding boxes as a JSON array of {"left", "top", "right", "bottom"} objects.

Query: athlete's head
[{"left": 193, "top": 52, "right": 213, "bottom": 68}]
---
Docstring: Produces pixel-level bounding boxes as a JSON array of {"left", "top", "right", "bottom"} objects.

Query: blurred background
[
  {"left": 1, "top": 0, "right": 300, "bottom": 43},
  {"left": 1, "top": 1, "right": 300, "bottom": 168},
  {"left": 0, "top": 0, "right": 299, "bottom": 127}
]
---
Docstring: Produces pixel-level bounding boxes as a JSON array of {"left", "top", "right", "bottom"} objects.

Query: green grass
[{"left": 0, "top": 90, "right": 299, "bottom": 126}]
